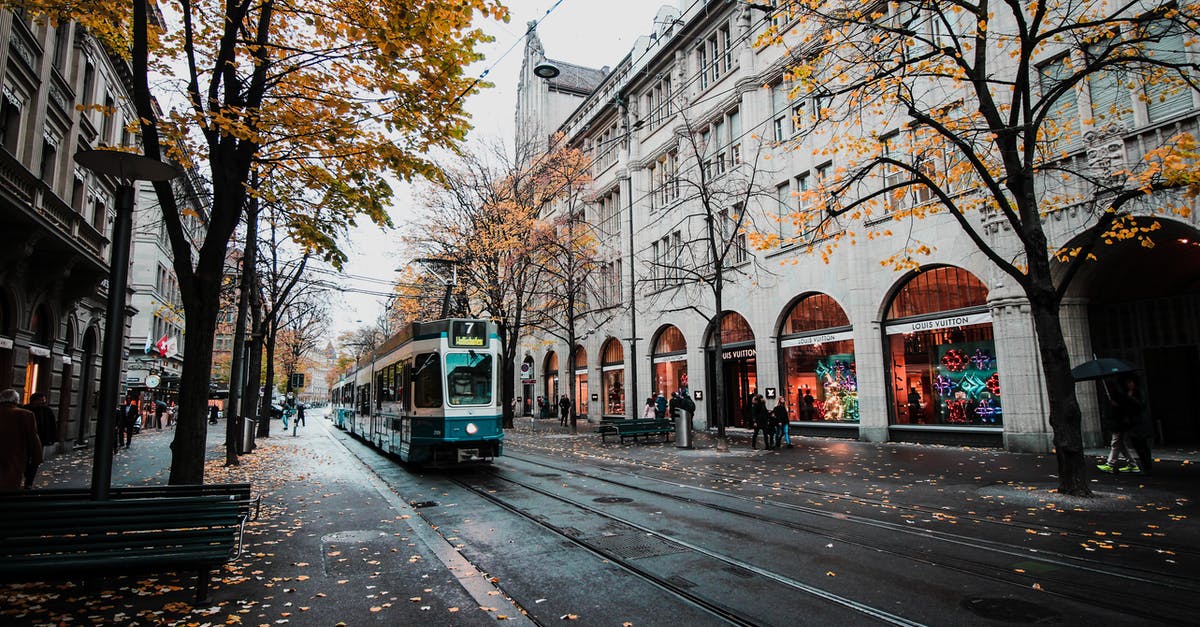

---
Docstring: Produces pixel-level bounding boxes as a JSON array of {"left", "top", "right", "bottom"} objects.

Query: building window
[
  {"left": 39, "top": 138, "right": 58, "bottom": 185},
  {"left": 651, "top": 325, "right": 688, "bottom": 402},
  {"left": 779, "top": 293, "right": 857, "bottom": 423},
  {"left": 702, "top": 108, "right": 741, "bottom": 180},
  {"left": 1140, "top": 20, "right": 1194, "bottom": 124},
  {"left": 101, "top": 94, "right": 116, "bottom": 145},
  {"left": 1, "top": 93, "right": 22, "bottom": 154},
  {"left": 1086, "top": 46, "right": 1135, "bottom": 130},
  {"left": 884, "top": 266, "right": 1000, "bottom": 427},
  {"left": 698, "top": 23, "right": 732, "bottom": 89},
  {"left": 644, "top": 72, "right": 673, "bottom": 128},
  {"left": 649, "top": 150, "right": 679, "bottom": 210}
]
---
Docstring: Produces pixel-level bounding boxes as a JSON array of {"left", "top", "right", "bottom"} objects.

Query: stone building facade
[{"left": 513, "top": 1, "right": 1200, "bottom": 453}]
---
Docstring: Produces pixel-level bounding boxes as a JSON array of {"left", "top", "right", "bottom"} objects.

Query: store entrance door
[{"left": 711, "top": 351, "right": 756, "bottom": 428}]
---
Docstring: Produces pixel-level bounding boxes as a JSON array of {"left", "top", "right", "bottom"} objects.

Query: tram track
[
  {"left": 509, "top": 439, "right": 1200, "bottom": 561},
  {"left": 495, "top": 450, "right": 1200, "bottom": 624},
  {"left": 450, "top": 467, "right": 925, "bottom": 626}
]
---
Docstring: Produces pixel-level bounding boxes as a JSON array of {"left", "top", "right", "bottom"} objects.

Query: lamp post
[{"left": 75, "top": 149, "right": 178, "bottom": 500}]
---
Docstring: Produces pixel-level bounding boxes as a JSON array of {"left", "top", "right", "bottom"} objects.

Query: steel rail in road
[
  {"left": 501, "top": 451, "right": 1200, "bottom": 625},
  {"left": 452, "top": 468, "right": 926, "bottom": 627}
]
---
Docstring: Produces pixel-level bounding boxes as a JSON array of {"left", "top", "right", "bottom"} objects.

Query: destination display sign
[{"left": 450, "top": 320, "right": 487, "bottom": 347}]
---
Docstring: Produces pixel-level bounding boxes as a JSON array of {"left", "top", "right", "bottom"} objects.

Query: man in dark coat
[
  {"left": 22, "top": 392, "right": 56, "bottom": 488},
  {"left": 558, "top": 395, "right": 571, "bottom": 427},
  {"left": 1, "top": 388, "right": 42, "bottom": 490},
  {"left": 1118, "top": 376, "right": 1154, "bottom": 475},
  {"left": 750, "top": 394, "right": 772, "bottom": 449},
  {"left": 116, "top": 397, "right": 139, "bottom": 449}
]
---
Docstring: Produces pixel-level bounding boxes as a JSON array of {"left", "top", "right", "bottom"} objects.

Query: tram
[{"left": 330, "top": 318, "right": 502, "bottom": 466}]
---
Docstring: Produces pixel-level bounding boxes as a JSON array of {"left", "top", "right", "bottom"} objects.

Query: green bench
[
  {"left": 0, "top": 483, "right": 261, "bottom": 520},
  {"left": 0, "top": 494, "right": 249, "bottom": 602},
  {"left": 598, "top": 418, "right": 675, "bottom": 443}
]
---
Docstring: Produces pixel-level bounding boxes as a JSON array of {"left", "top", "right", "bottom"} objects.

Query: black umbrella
[{"left": 1071, "top": 357, "right": 1137, "bottom": 382}]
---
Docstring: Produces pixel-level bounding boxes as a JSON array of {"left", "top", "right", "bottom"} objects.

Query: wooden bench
[
  {"left": 0, "top": 494, "right": 248, "bottom": 602},
  {"left": 0, "top": 483, "right": 261, "bottom": 520},
  {"left": 598, "top": 418, "right": 675, "bottom": 443}
]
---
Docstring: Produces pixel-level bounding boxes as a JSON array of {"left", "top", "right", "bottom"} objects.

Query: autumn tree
[
  {"left": 0, "top": 0, "right": 509, "bottom": 484},
  {"left": 756, "top": 1, "right": 1200, "bottom": 495},
  {"left": 411, "top": 138, "right": 590, "bottom": 428},
  {"left": 277, "top": 300, "right": 330, "bottom": 402}
]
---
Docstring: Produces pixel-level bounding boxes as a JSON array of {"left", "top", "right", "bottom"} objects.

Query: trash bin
[
  {"left": 674, "top": 411, "right": 692, "bottom": 449},
  {"left": 241, "top": 416, "right": 257, "bottom": 454}
]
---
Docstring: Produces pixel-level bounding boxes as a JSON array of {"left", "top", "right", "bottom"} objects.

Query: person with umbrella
[{"left": 1072, "top": 357, "right": 1146, "bottom": 474}]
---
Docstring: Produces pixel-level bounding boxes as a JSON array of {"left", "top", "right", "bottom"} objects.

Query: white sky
[{"left": 330, "top": 0, "right": 670, "bottom": 334}]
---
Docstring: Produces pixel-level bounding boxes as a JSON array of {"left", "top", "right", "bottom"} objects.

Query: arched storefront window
[
  {"left": 651, "top": 326, "right": 688, "bottom": 405},
  {"left": 25, "top": 304, "right": 53, "bottom": 400},
  {"left": 779, "top": 294, "right": 857, "bottom": 423},
  {"left": 706, "top": 312, "right": 757, "bottom": 427},
  {"left": 884, "top": 266, "right": 1000, "bottom": 427},
  {"left": 600, "top": 338, "right": 625, "bottom": 416},
  {"left": 543, "top": 352, "right": 559, "bottom": 418},
  {"left": 573, "top": 346, "right": 588, "bottom": 418}
]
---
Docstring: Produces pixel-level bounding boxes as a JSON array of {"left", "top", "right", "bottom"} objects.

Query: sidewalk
[{"left": 2, "top": 414, "right": 527, "bottom": 626}]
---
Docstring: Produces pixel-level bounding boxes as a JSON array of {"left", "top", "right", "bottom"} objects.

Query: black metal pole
[{"left": 91, "top": 183, "right": 135, "bottom": 500}]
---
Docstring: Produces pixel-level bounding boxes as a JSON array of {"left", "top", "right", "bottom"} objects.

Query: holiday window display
[
  {"left": 934, "top": 341, "right": 1002, "bottom": 424},
  {"left": 781, "top": 340, "right": 859, "bottom": 422}
]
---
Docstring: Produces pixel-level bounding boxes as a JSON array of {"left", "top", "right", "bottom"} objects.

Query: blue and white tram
[{"left": 333, "top": 318, "right": 502, "bottom": 466}]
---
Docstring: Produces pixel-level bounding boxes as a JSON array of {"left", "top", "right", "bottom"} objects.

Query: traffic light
[{"left": 290, "top": 373, "right": 305, "bottom": 389}]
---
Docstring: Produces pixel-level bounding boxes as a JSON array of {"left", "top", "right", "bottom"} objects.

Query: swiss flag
[{"left": 155, "top": 335, "right": 170, "bottom": 356}]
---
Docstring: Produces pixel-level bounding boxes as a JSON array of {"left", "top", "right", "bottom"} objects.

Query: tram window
[
  {"left": 412, "top": 353, "right": 443, "bottom": 408},
  {"left": 445, "top": 351, "right": 493, "bottom": 406}
]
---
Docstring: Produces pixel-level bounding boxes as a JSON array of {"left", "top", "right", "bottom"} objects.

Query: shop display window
[
  {"left": 779, "top": 294, "right": 857, "bottom": 422},
  {"left": 885, "top": 267, "right": 1001, "bottom": 427},
  {"left": 601, "top": 338, "right": 625, "bottom": 416}
]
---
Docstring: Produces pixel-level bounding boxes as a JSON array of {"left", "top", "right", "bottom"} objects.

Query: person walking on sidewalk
[
  {"left": 1, "top": 389, "right": 43, "bottom": 490},
  {"left": 772, "top": 398, "right": 792, "bottom": 448},
  {"left": 22, "top": 392, "right": 56, "bottom": 487},
  {"left": 751, "top": 394, "right": 772, "bottom": 450},
  {"left": 209, "top": 405, "right": 219, "bottom": 425},
  {"left": 1116, "top": 376, "right": 1154, "bottom": 475},
  {"left": 1097, "top": 378, "right": 1138, "bottom": 474},
  {"left": 558, "top": 395, "right": 571, "bottom": 427},
  {"left": 642, "top": 396, "right": 657, "bottom": 418},
  {"left": 117, "top": 397, "right": 139, "bottom": 449}
]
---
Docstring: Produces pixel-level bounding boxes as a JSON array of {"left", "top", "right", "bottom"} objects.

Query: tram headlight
[{"left": 465, "top": 422, "right": 478, "bottom": 435}]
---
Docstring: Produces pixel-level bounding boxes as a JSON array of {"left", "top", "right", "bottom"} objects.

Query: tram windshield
[{"left": 445, "top": 351, "right": 493, "bottom": 406}]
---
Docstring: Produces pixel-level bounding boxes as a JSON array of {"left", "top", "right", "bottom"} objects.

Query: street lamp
[{"left": 75, "top": 149, "right": 178, "bottom": 500}]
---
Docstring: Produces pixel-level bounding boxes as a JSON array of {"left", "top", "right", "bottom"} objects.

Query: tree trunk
[
  {"left": 1026, "top": 284, "right": 1093, "bottom": 496},
  {"left": 499, "top": 320, "right": 517, "bottom": 429},
  {"left": 170, "top": 279, "right": 221, "bottom": 484},
  {"left": 257, "top": 320, "right": 278, "bottom": 438}
]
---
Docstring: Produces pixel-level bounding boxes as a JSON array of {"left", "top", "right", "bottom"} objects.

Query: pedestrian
[
  {"left": 1108, "top": 376, "right": 1153, "bottom": 475},
  {"left": 22, "top": 392, "right": 57, "bottom": 488},
  {"left": 117, "top": 397, "right": 139, "bottom": 449},
  {"left": 802, "top": 388, "right": 816, "bottom": 421},
  {"left": 1097, "top": 378, "right": 1137, "bottom": 474},
  {"left": 773, "top": 398, "right": 792, "bottom": 448},
  {"left": 0, "top": 389, "right": 43, "bottom": 490},
  {"left": 154, "top": 401, "right": 166, "bottom": 430},
  {"left": 558, "top": 394, "right": 571, "bottom": 427},
  {"left": 751, "top": 394, "right": 772, "bottom": 449},
  {"left": 667, "top": 391, "right": 681, "bottom": 420},
  {"left": 537, "top": 396, "right": 546, "bottom": 419},
  {"left": 167, "top": 402, "right": 177, "bottom": 426},
  {"left": 296, "top": 404, "right": 306, "bottom": 427},
  {"left": 654, "top": 392, "right": 667, "bottom": 419},
  {"left": 209, "top": 405, "right": 219, "bottom": 425},
  {"left": 642, "top": 396, "right": 656, "bottom": 418}
]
